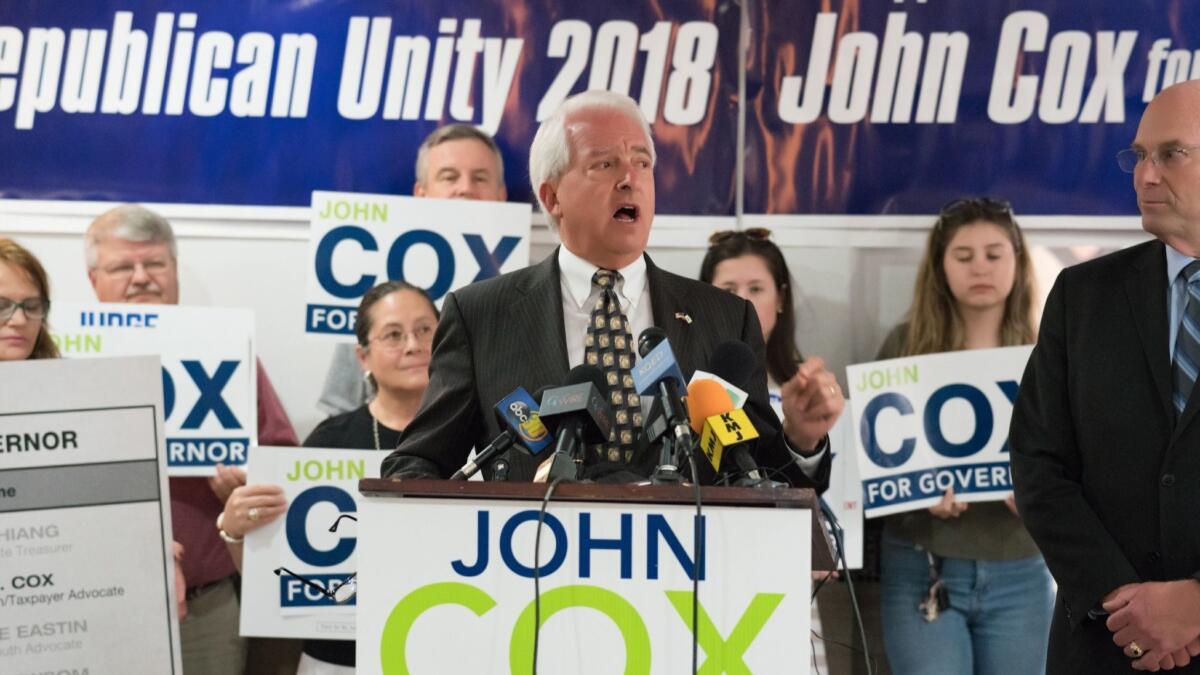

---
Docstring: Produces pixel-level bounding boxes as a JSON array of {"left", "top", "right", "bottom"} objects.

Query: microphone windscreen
[
  {"left": 637, "top": 327, "right": 668, "bottom": 357},
  {"left": 687, "top": 379, "right": 734, "bottom": 433},
  {"left": 566, "top": 364, "right": 609, "bottom": 397},
  {"left": 708, "top": 341, "right": 758, "bottom": 391}
]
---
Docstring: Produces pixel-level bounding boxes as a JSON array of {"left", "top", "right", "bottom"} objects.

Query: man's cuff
[{"left": 785, "top": 435, "right": 829, "bottom": 478}]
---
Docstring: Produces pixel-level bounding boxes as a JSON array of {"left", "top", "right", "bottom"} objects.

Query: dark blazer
[
  {"left": 382, "top": 248, "right": 831, "bottom": 489},
  {"left": 1011, "top": 240, "right": 1200, "bottom": 673}
]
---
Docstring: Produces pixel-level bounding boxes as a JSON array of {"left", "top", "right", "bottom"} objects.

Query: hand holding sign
[
  {"left": 780, "top": 356, "right": 844, "bottom": 452},
  {"left": 927, "top": 487, "right": 969, "bottom": 519},
  {"left": 223, "top": 483, "right": 288, "bottom": 540},
  {"left": 208, "top": 463, "right": 247, "bottom": 504}
]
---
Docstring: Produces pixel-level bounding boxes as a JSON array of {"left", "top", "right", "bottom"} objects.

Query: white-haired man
[
  {"left": 317, "top": 124, "right": 510, "bottom": 415},
  {"left": 382, "top": 91, "right": 842, "bottom": 486},
  {"left": 85, "top": 204, "right": 299, "bottom": 675}
]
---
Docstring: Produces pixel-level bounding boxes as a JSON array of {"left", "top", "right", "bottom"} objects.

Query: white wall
[{"left": 1, "top": 199, "right": 1153, "bottom": 440}]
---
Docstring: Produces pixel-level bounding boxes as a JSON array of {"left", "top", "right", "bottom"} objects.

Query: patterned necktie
[
  {"left": 584, "top": 269, "right": 641, "bottom": 463},
  {"left": 1172, "top": 260, "right": 1200, "bottom": 417}
]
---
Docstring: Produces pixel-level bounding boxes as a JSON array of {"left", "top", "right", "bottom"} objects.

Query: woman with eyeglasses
[
  {"left": 218, "top": 281, "right": 438, "bottom": 674},
  {"left": 0, "top": 238, "right": 59, "bottom": 362},
  {"left": 877, "top": 198, "right": 1052, "bottom": 675}
]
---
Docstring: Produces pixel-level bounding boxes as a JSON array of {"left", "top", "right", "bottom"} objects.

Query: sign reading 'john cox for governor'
[
  {"left": 51, "top": 302, "right": 257, "bottom": 475},
  {"left": 846, "top": 347, "right": 1032, "bottom": 518},
  {"left": 306, "top": 190, "right": 531, "bottom": 340},
  {"left": 240, "top": 446, "right": 378, "bottom": 640},
  {"left": 0, "top": 356, "right": 181, "bottom": 674},
  {"left": 357, "top": 499, "right": 811, "bottom": 674}
]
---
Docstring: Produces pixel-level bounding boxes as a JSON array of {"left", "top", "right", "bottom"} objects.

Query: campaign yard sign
[
  {"left": 847, "top": 347, "right": 1032, "bottom": 518},
  {"left": 240, "top": 446, "right": 379, "bottom": 640},
  {"left": 51, "top": 302, "right": 257, "bottom": 475},
  {"left": 306, "top": 191, "right": 531, "bottom": 339}
]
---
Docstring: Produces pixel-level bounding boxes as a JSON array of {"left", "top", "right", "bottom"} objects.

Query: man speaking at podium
[{"left": 382, "top": 91, "right": 839, "bottom": 488}]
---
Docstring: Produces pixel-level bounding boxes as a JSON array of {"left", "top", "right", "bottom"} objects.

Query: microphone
[
  {"left": 632, "top": 328, "right": 692, "bottom": 484},
  {"left": 705, "top": 341, "right": 785, "bottom": 487},
  {"left": 687, "top": 379, "right": 734, "bottom": 434},
  {"left": 539, "top": 366, "right": 613, "bottom": 482},
  {"left": 450, "top": 387, "right": 551, "bottom": 480},
  {"left": 698, "top": 408, "right": 766, "bottom": 484},
  {"left": 686, "top": 379, "right": 736, "bottom": 472}
]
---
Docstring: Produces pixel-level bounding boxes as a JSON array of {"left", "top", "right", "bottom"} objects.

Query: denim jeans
[{"left": 880, "top": 535, "right": 1054, "bottom": 675}]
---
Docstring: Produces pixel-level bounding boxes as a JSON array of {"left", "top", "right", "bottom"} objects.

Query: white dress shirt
[{"left": 558, "top": 245, "right": 654, "bottom": 368}]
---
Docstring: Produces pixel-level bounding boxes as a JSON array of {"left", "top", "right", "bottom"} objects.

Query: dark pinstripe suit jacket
[{"left": 381, "top": 248, "right": 831, "bottom": 488}]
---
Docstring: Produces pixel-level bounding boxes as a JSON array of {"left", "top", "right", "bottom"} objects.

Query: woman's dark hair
[
  {"left": 353, "top": 281, "right": 439, "bottom": 347},
  {"left": 699, "top": 228, "right": 801, "bottom": 383}
]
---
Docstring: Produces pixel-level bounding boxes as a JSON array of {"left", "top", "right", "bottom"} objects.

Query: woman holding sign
[
  {"left": 877, "top": 198, "right": 1052, "bottom": 675},
  {"left": 0, "top": 238, "right": 59, "bottom": 361},
  {"left": 219, "top": 281, "right": 438, "bottom": 674}
]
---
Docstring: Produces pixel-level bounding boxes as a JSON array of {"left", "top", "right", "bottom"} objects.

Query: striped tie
[{"left": 1172, "top": 261, "right": 1200, "bottom": 417}]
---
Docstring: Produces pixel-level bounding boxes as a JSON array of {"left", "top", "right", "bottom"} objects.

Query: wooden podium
[{"left": 354, "top": 478, "right": 832, "bottom": 674}]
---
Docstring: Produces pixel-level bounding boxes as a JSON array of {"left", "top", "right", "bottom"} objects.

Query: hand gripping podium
[{"left": 354, "top": 479, "right": 835, "bottom": 674}]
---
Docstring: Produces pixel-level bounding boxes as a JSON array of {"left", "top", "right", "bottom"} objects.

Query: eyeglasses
[
  {"left": 1117, "top": 145, "right": 1200, "bottom": 173},
  {"left": 273, "top": 567, "right": 358, "bottom": 605},
  {"left": 939, "top": 197, "right": 1013, "bottom": 218},
  {"left": 0, "top": 297, "right": 49, "bottom": 323},
  {"left": 367, "top": 324, "right": 435, "bottom": 350},
  {"left": 271, "top": 514, "right": 359, "bottom": 604},
  {"left": 708, "top": 228, "right": 772, "bottom": 246}
]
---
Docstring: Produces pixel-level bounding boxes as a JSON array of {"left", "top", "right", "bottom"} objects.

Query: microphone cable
[
  {"left": 818, "top": 498, "right": 875, "bottom": 675},
  {"left": 684, "top": 451, "right": 702, "bottom": 675},
  {"left": 531, "top": 476, "right": 562, "bottom": 675}
]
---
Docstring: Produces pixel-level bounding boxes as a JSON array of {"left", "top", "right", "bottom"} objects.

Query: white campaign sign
[
  {"left": 0, "top": 356, "right": 181, "bottom": 674},
  {"left": 847, "top": 347, "right": 1032, "bottom": 518},
  {"left": 51, "top": 302, "right": 257, "bottom": 475},
  {"left": 240, "top": 446, "right": 379, "bottom": 640},
  {"left": 306, "top": 190, "right": 532, "bottom": 339},
  {"left": 357, "top": 498, "right": 811, "bottom": 674}
]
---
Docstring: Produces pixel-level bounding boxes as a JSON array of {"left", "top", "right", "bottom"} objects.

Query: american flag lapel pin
[{"left": 674, "top": 312, "right": 693, "bottom": 325}]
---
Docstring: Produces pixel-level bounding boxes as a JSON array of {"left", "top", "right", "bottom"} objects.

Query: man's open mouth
[{"left": 613, "top": 205, "right": 638, "bottom": 222}]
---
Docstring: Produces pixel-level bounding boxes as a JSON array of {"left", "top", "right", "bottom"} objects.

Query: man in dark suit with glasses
[{"left": 1012, "top": 80, "right": 1200, "bottom": 672}]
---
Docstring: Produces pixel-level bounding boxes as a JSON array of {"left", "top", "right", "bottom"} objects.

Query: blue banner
[
  {"left": 745, "top": 0, "right": 1200, "bottom": 215},
  {"left": 0, "top": 0, "right": 737, "bottom": 214}
]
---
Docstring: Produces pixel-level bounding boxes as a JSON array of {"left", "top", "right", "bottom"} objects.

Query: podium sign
[
  {"left": 357, "top": 495, "right": 811, "bottom": 673},
  {"left": 0, "top": 356, "right": 181, "bottom": 674}
]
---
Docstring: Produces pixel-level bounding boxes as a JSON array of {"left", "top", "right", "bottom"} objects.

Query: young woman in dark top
[{"left": 219, "top": 281, "right": 438, "bottom": 673}]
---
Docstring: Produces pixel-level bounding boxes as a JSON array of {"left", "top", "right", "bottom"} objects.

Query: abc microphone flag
[{"left": 496, "top": 388, "right": 551, "bottom": 454}]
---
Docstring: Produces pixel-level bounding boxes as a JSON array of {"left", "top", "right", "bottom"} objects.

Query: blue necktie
[{"left": 1172, "top": 261, "right": 1200, "bottom": 417}]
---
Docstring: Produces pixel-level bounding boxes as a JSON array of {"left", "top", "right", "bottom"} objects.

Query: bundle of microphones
[{"left": 451, "top": 327, "right": 786, "bottom": 488}]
